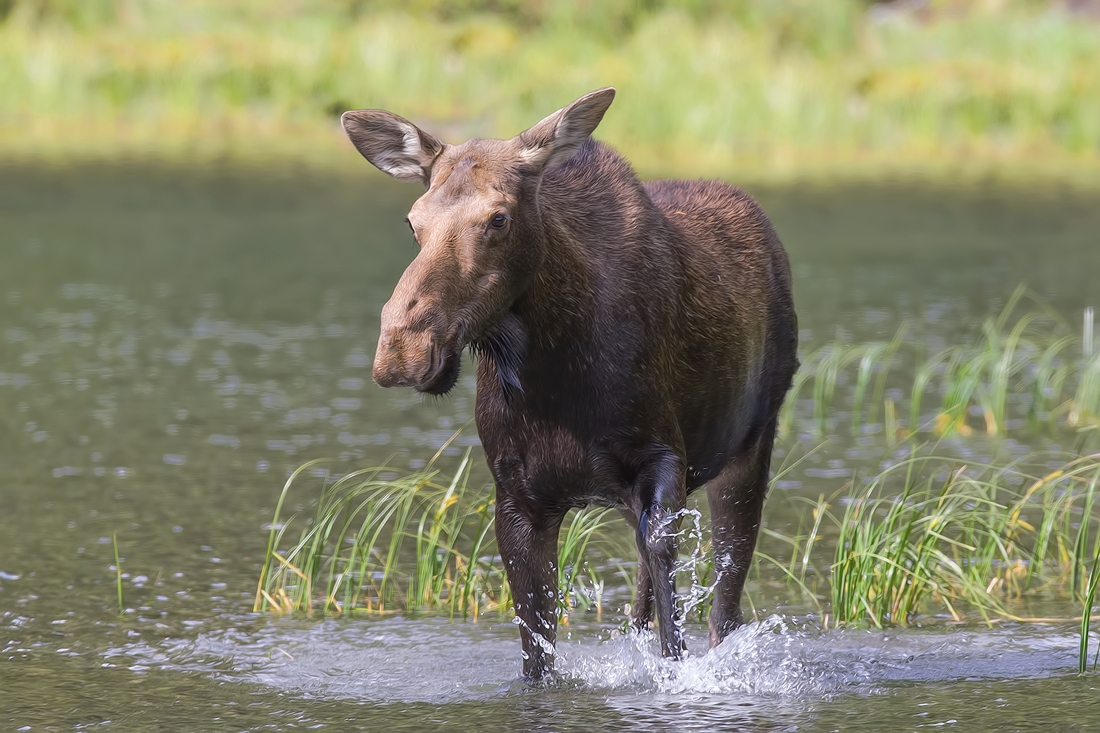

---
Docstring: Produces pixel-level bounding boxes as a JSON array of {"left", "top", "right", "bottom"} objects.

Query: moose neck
[
  {"left": 514, "top": 140, "right": 654, "bottom": 350},
  {"left": 512, "top": 189, "right": 596, "bottom": 353},
  {"left": 475, "top": 139, "right": 658, "bottom": 403}
]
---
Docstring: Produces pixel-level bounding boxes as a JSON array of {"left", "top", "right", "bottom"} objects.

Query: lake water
[{"left": 2, "top": 162, "right": 1099, "bottom": 730}]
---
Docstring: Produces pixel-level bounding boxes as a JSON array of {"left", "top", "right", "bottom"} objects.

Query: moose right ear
[
  {"left": 340, "top": 110, "right": 445, "bottom": 186},
  {"left": 516, "top": 87, "right": 616, "bottom": 171}
]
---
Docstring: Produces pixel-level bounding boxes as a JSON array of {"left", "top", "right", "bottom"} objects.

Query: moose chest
[{"left": 473, "top": 352, "right": 669, "bottom": 512}]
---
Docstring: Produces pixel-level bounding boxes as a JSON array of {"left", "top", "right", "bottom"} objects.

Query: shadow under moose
[{"left": 340, "top": 87, "right": 799, "bottom": 682}]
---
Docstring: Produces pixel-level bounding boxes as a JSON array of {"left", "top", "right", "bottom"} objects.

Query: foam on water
[{"left": 104, "top": 613, "right": 1085, "bottom": 706}]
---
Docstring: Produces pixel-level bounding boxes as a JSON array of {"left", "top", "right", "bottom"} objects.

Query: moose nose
[
  {"left": 372, "top": 330, "right": 410, "bottom": 388},
  {"left": 372, "top": 360, "right": 409, "bottom": 388}
]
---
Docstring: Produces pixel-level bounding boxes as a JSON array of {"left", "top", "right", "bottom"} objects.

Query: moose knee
[{"left": 637, "top": 506, "right": 680, "bottom": 574}]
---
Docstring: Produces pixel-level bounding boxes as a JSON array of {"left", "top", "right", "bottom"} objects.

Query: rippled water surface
[{"left": 2, "top": 164, "right": 1099, "bottom": 730}]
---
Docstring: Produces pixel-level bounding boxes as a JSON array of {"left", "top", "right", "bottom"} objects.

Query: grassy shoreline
[{"left": 3, "top": 1, "right": 1100, "bottom": 182}]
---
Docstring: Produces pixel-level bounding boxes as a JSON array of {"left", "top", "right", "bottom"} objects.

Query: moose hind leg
[
  {"left": 634, "top": 450, "right": 687, "bottom": 659},
  {"left": 496, "top": 497, "right": 563, "bottom": 682},
  {"left": 706, "top": 422, "right": 777, "bottom": 647}
]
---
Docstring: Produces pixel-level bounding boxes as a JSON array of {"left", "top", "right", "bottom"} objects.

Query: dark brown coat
[{"left": 341, "top": 89, "right": 798, "bottom": 681}]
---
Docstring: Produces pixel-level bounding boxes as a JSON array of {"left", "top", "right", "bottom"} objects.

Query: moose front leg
[
  {"left": 634, "top": 450, "right": 687, "bottom": 659},
  {"left": 495, "top": 496, "right": 563, "bottom": 682},
  {"left": 616, "top": 507, "right": 654, "bottom": 631}
]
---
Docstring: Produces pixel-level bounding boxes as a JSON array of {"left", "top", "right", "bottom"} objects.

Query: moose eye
[{"left": 490, "top": 213, "right": 508, "bottom": 230}]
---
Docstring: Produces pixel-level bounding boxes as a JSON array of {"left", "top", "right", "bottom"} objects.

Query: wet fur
[{"left": 350, "top": 95, "right": 798, "bottom": 682}]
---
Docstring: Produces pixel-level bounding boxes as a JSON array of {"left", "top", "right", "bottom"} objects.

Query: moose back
[{"left": 341, "top": 88, "right": 798, "bottom": 681}]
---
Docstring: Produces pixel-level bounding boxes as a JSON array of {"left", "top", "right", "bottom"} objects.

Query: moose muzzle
[{"left": 372, "top": 295, "right": 463, "bottom": 395}]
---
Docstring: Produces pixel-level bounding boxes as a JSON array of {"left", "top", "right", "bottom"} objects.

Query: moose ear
[
  {"left": 515, "top": 87, "right": 616, "bottom": 170},
  {"left": 340, "top": 109, "right": 445, "bottom": 186}
]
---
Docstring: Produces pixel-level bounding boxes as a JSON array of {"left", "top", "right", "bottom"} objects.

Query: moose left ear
[
  {"left": 515, "top": 87, "right": 616, "bottom": 170},
  {"left": 341, "top": 109, "right": 445, "bottom": 186}
]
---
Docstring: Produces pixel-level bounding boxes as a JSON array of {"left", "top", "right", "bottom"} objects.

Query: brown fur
[{"left": 341, "top": 89, "right": 798, "bottom": 681}]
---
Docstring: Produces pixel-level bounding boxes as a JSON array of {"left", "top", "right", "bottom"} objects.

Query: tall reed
[
  {"left": 1081, "top": 538, "right": 1100, "bottom": 673},
  {"left": 112, "top": 531, "right": 124, "bottom": 615}
]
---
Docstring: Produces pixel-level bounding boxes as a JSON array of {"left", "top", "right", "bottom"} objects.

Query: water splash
[
  {"left": 564, "top": 616, "right": 879, "bottom": 698},
  {"left": 512, "top": 614, "right": 557, "bottom": 658},
  {"left": 671, "top": 507, "right": 715, "bottom": 623}
]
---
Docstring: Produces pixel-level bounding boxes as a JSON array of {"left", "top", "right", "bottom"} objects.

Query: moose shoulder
[{"left": 341, "top": 88, "right": 798, "bottom": 682}]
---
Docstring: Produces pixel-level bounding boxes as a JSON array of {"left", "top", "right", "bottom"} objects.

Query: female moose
[{"left": 341, "top": 88, "right": 798, "bottom": 681}]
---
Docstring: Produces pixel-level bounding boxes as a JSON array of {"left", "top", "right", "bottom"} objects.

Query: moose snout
[
  {"left": 372, "top": 328, "right": 415, "bottom": 388},
  {"left": 373, "top": 259, "right": 465, "bottom": 395},
  {"left": 372, "top": 321, "right": 461, "bottom": 395},
  {"left": 372, "top": 295, "right": 427, "bottom": 388}
]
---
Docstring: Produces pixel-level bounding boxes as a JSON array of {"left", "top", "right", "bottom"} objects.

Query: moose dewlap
[{"left": 341, "top": 88, "right": 799, "bottom": 682}]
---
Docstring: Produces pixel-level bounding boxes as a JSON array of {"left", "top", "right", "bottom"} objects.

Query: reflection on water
[{"left": 2, "top": 164, "right": 1099, "bottom": 730}]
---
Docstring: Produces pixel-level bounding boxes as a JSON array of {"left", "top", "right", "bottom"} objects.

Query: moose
[{"left": 341, "top": 88, "right": 798, "bottom": 681}]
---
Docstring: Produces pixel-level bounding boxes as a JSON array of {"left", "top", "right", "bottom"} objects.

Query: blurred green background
[{"left": 2, "top": 0, "right": 1099, "bottom": 178}]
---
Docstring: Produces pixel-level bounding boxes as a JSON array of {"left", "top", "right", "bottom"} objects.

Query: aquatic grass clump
[
  {"left": 753, "top": 451, "right": 1100, "bottom": 638},
  {"left": 254, "top": 442, "right": 631, "bottom": 621},
  {"left": 780, "top": 288, "right": 1100, "bottom": 440},
  {"left": 757, "top": 449, "right": 1100, "bottom": 672},
  {"left": 825, "top": 453, "right": 1100, "bottom": 630},
  {"left": 816, "top": 450, "right": 1100, "bottom": 672}
]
